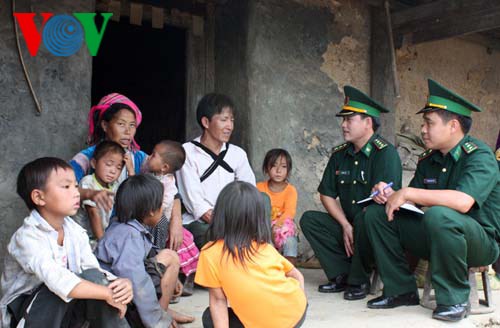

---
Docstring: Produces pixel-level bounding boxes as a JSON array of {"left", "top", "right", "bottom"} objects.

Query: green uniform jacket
[
  {"left": 318, "top": 133, "right": 402, "bottom": 220},
  {"left": 410, "top": 135, "right": 500, "bottom": 242}
]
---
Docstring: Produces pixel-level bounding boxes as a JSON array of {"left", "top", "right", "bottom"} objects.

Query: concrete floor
[{"left": 170, "top": 268, "right": 500, "bottom": 328}]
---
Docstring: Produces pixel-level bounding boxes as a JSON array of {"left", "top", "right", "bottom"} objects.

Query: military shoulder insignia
[
  {"left": 462, "top": 142, "right": 478, "bottom": 154},
  {"left": 418, "top": 149, "right": 434, "bottom": 162},
  {"left": 373, "top": 138, "right": 388, "bottom": 150},
  {"left": 332, "top": 143, "right": 349, "bottom": 153}
]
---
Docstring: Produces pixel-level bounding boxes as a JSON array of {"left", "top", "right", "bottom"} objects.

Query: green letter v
[{"left": 74, "top": 13, "right": 113, "bottom": 56}]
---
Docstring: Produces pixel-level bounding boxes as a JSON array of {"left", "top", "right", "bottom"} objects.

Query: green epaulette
[
  {"left": 462, "top": 142, "right": 478, "bottom": 154},
  {"left": 418, "top": 149, "right": 434, "bottom": 162},
  {"left": 373, "top": 137, "right": 388, "bottom": 150},
  {"left": 332, "top": 143, "right": 349, "bottom": 153}
]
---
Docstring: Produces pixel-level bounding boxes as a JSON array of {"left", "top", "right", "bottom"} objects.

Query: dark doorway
[{"left": 92, "top": 17, "right": 187, "bottom": 154}]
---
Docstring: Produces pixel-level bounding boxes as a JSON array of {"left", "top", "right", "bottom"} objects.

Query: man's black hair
[{"left": 196, "top": 93, "right": 235, "bottom": 129}]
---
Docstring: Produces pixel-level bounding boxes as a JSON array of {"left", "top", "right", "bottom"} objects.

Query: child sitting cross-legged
[
  {"left": 94, "top": 174, "right": 195, "bottom": 327},
  {"left": 196, "top": 181, "right": 307, "bottom": 328},
  {"left": 73, "top": 141, "right": 124, "bottom": 245},
  {"left": 257, "top": 148, "right": 299, "bottom": 265},
  {"left": 144, "top": 140, "right": 199, "bottom": 297},
  {"left": 0, "top": 157, "right": 133, "bottom": 328}
]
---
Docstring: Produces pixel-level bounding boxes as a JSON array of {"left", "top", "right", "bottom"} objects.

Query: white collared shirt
[
  {"left": 0, "top": 210, "right": 110, "bottom": 328},
  {"left": 176, "top": 136, "right": 256, "bottom": 224}
]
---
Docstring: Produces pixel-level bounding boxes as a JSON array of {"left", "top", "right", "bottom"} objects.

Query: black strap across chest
[{"left": 191, "top": 141, "right": 234, "bottom": 182}]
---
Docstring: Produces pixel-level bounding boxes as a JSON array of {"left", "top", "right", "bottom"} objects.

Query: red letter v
[{"left": 13, "top": 13, "right": 53, "bottom": 56}]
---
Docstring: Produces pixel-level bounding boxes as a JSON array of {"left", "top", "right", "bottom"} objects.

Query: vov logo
[{"left": 13, "top": 13, "right": 113, "bottom": 56}]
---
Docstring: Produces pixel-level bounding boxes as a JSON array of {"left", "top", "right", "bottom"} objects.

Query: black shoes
[
  {"left": 367, "top": 291, "right": 419, "bottom": 309},
  {"left": 318, "top": 274, "right": 348, "bottom": 293},
  {"left": 344, "top": 283, "right": 370, "bottom": 300},
  {"left": 432, "top": 303, "right": 470, "bottom": 322}
]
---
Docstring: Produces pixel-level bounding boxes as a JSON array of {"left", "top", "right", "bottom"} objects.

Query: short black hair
[
  {"left": 89, "top": 103, "right": 136, "bottom": 146},
  {"left": 17, "top": 157, "right": 73, "bottom": 210},
  {"left": 196, "top": 93, "right": 235, "bottom": 128},
  {"left": 207, "top": 181, "right": 272, "bottom": 266},
  {"left": 359, "top": 113, "right": 380, "bottom": 132},
  {"left": 93, "top": 140, "right": 125, "bottom": 161},
  {"left": 115, "top": 174, "right": 163, "bottom": 223},
  {"left": 262, "top": 148, "right": 292, "bottom": 178},
  {"left": 156, "top": 140, "right": 186, "bottom": 172},
  {"left": 425, "top": 108, "right": 472, "bottom": 134}
]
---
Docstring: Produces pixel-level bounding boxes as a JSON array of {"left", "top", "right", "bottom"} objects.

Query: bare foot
[{"left": 168, "top": 309, "right": 195, "bottom": 323}]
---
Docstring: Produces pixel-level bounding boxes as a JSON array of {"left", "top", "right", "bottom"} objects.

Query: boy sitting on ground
[{"left": 0, "top": 157, "right": 133, "bottom": 328}]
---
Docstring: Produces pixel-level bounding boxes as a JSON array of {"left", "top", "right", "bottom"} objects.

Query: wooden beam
[
  {"left": 392, "top": 0, "right": 500, "bottom": 47},
  {"left": 371, "top": 5, "right": 398, "bottom": 144},
  {"left": 133, "top": 0, "right": 206, "bottom": 16}
]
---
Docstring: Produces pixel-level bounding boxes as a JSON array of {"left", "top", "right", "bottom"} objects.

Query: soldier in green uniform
[
  {"left": 363, "top": 79, "right": 500, "bottom": 322},
  {"left": 300, "top": 86, "right": 402, "bottom": 301}
]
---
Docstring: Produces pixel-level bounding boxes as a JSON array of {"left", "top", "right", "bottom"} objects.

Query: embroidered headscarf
[{"left": 87, "top": 93, "right": 143, "bottom": 150}]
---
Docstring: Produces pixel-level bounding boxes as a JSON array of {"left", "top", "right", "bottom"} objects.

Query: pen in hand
[{"left": 369, "top": 181, "right": 394, "bottom": 198}]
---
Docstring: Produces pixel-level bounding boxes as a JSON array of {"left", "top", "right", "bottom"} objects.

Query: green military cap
[
  {"left": 417, "top": 79, "right": 482, "bottom": 118},
  {"left": 336, "top": 86, "right": 390, "bottom": 118}
]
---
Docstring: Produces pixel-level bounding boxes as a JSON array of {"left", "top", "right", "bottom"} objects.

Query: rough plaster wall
[
  {"left": 396, "top": 38, "right": 500, "bottom": 149},
  {"left": 0, "top": 0, "right": 92, "bottom": 278},
  {"left": 246, "top": 0, "right": 370, "bottom": 257}
]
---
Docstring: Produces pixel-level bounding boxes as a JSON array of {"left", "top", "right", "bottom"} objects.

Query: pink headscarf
[{"left": 87, "top": 93, "right": 143, "bottom": 150}]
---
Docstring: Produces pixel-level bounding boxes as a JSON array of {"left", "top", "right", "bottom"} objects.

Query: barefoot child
[
  {"left": 196, "top": 181, "right": 307, "bottom": 328},
  {"left": 73, "top": 141, "right": 124, "bottom": 244},
  {"left": 257, "top": 149, "right": 299, "bottom": 264},
  {"left": 145, "top": 140, "right": 200, "bottom": 296},
  {"left": 0, "top": 158, "right": 132, "bottom": 327},
  {"left": 95, "top": 174, "right": 194, "bottom": 327}
]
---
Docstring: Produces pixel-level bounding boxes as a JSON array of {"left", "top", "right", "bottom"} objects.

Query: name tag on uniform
[
  {"left": 423, "top": 178, "right": 437, "bottom": 184},
  {"left": 335, "top": 170, "right": 350, "bottom": 176}
]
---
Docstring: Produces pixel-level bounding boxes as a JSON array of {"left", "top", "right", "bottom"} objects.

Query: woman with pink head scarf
[
  {"left": 71, "top": 93, "right": 146, "bottom": 183},
  {"left": 69, "top": 93, "right": 147, "bottom": 213}
]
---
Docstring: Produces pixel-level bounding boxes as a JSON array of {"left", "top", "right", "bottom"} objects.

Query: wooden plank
[
  {"left": 396, "top": 8, "right": 500, "bottom": 46},
  {"left": 151, "top": 6, "right": 164, "bottom": 28},
  {"left": 134, "top": 0, "right": 206, "bottom": 15},
  {"left": 108, "top": 0, "right": 121, "bottom": 22},
  {"left": 392, "top": 0, "right": 500, "bottom": 46},
  {"left": 129, "top": 2, "right": 143, "bottom": 26}
]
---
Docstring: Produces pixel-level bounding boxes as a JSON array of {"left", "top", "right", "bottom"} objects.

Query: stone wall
[
  {"left": 0, "top": 0, "right": 92, "bottom": 276},
  {"left": 244, "top": 0, "right": 371, "bottom": 256}
]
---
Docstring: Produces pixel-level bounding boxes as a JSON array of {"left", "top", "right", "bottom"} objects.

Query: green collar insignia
[
  {"left": 450, "top": 144, "right": 463, "bottom": 162},
  {"left": 362, "top": 142, "right": 373, "bottom": 157}
]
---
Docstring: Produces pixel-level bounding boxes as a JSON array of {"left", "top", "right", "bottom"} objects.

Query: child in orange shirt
[
  {"left": 257, "top": 148, "right": 298, "bottom": 264},
  {"left": 195, "top": 181, "right": 307, "bottom": 328}
]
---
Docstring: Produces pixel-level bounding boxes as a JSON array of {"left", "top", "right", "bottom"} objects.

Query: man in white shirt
[{"left": 177, "top": 93, "right": 256, "bottom": 249}]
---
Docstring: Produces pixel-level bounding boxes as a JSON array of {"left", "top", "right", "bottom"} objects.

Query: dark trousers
[
  {"left": 7, "top": 269, "right": 129, "bottom": 328},
  {"left": 300, "top": 210, "right": 372, "bottom": 285},
  {"left": 201, "top": 305, "right": 307, "bottom": 328},
  {"left": 185, "top": 220, "right": 210, "bottom": 250},
  {"left": 364, "top": 204, "right": 499, "bottom": 305}
]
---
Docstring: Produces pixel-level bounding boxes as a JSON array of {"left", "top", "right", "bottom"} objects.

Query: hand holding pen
[{"left": 370, "top": 181, "right": 394, "bottom": 205}]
